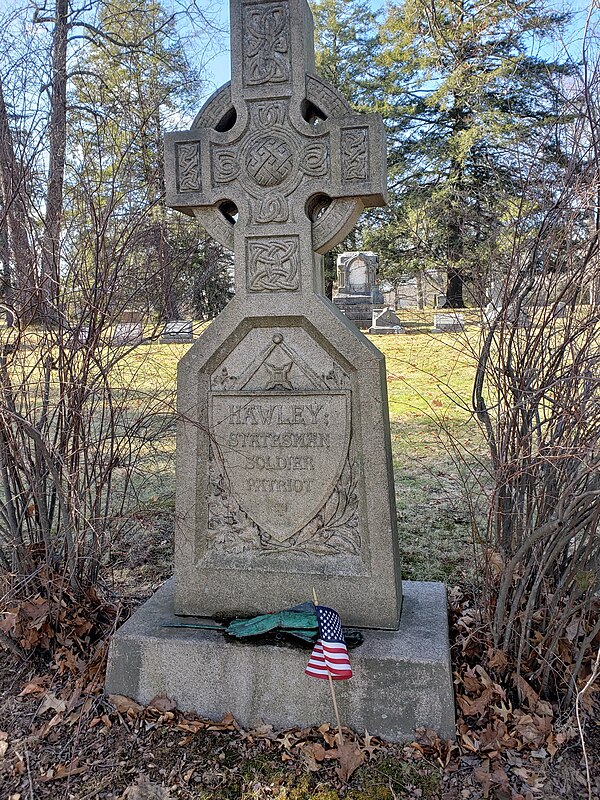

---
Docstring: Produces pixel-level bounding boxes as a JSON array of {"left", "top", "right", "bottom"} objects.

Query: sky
[
  {"left": 198, "top": 0, "right": 593, "bottom": 98},
  {"left": 0, "top": 0, "right": 593, "bottom": 101}
]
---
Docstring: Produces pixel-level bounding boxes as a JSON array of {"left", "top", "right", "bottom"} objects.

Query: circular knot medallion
[{"left": 246, "top": 135, "right": 294, "bottom": 188}]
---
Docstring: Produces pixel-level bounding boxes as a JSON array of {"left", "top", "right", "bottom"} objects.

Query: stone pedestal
[
  {"left": 106, "top": 580, "right": 455, "bottom": 742},
  {"left": 332, "top": 294, "right": 374, "bottom": 330}
]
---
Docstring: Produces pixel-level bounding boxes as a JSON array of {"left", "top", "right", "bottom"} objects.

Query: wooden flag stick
[{"left": 313, "top": 587, "right": 344, "bottom": 748}]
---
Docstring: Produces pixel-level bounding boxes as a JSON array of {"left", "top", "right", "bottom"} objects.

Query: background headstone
[
  {"left": 333, "top": 251, "right": 379, "bottom": 329},
  {"left": 112, "top": 322, "right": 143, "bottom": 345},
  {"left": 369, "top": 306, "right": 404, "bottom": 335},
  {"left": 433, "top": 312, "right": 465, "bottom": 332},
  {"left": 160, "top": 320, "right": 194, "bottom": 343}
]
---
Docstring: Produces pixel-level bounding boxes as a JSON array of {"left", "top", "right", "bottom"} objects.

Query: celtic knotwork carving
[
  {"left": 193, "top": 82, "right": 232, "bottom": 129},
  {"left": 254, "top": 194, "right": 289, "bottom": 223},
  {"left": 255, "top": 101, "right": 287, "bottom": 128},
  {"left": 302, "top": 141, "right": 329, "bottom": 178},
  {"left": 247, "top": 236, "right": 300, "bottom": 292},
  {"left": 176, "top": 142, "right": 201, "bottom": 192},
  {"left": 306, "top": 75, "right": 351, "bottom": 118},
  {"left": 243, "top": 2, "right": 291, "bottom": 87},
  {"left": 213, "top": 149, "right": 239, "bottom": 184},
  {"left": 246, "top": 135, "right": 294, "bottom": 188},
  {"left": 342, "top": 128, "right": 369, "bottom": 181},
  {"left": 194, "top": 207, "right": 234, "bottom": 251},
  {"left": 312, "top": 198, "right": 363, "bottom": 255}
]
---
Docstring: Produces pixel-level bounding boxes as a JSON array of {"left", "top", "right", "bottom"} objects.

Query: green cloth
[{"left": 226, "top": 603, "right": 318, "bottom": 641}]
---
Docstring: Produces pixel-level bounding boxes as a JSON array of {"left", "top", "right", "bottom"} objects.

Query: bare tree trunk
[
  {"left": 40, "top": 0, "right": 69, "bottom": 324},
  {"left": 0, "top": 77, "right": 36, "bottom": 324},
  {"left": 416, "top": 269, "right": 424, "bottom": 309}
]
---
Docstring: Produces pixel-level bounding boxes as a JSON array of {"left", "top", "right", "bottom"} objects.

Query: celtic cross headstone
[{"left": 164, "top": 0, "right": 402, "bottom": 628}]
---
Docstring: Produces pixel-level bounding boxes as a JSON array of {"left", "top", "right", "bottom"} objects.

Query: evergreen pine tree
[{"left": 371, "top": 0, "right": 571, "bottom": 306}]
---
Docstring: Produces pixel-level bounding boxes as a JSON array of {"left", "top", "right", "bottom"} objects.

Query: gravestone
[
  {"left": 482, "top": 301, "right": 531, "bottom": 329},
  {"left": 333, "top": 251, "right": 379, "bottom": 329},
  {"left": 160, "top": 320, "right": 194, "bottom": 343},
  {"left": 112, "top": 310, "right": 144, "bottom": 346},
  {"left": 433, "top": 312, "right": 465, "bottom": 332},
  {"left": 106, "top": 0, "right": 454, "bottom": 742},
  {"left": 369, "top": 306, "right": 404, "bottom": 335}
]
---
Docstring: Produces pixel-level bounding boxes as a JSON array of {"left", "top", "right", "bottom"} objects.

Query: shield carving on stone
[{"left": 210, "top": 391, "right": 351, "bottom": 542}]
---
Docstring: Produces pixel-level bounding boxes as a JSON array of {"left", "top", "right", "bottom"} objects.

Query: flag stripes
[{"left": 305, "top": 605, "right": 352, "bottom": 681}]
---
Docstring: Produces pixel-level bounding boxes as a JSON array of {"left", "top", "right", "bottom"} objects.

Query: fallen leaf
[
  {"left": 38, "top": 760, "right": 88, "bottom": 782},
  {"left": 299, "top": 742, "right": 324, "bottom": 772},
  {"left": 517, "top": 676, "right": 539, "bottom": 709},
  {"left": 18, "top": 676, "right": 48, "bottom": 696},
  {"left": 108, "top": 695, "right": 144, "bottom": 717},
  {"left": 362, "top": 730, "right": 382, "bottom": 759},
  {"left": 488, "top": 650, "right": 509, "bottom": 670},
  {"left": 207, "top": 712, "right": 237, "bottom": 731},
  {"left": 176, "top": 719, "right": 205, "bottom": 734},
  {"left": 148, "top": 695, "right": 177, "bottom": 713},
  {"left": 276, "top": 731, "right": 297, "bottom": 750},
  {"left": 474, "top": 762, "right": 491, "bottom": 797},
  {"left": 331, "top": 740, "right": 365, "bottom": 783},
  {"left": 458, "top": 688, "right": 493, "bottom": 717},
  {"left": 535, "top": 700, "right": 553, "bottom": 718},
  {"left": 38, "top": 692, "right": 66, "bottom": 716}
]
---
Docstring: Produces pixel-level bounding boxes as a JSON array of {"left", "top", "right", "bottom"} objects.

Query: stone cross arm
[{"left": 164, "top": 106, "right": 385, "bottom": 245}]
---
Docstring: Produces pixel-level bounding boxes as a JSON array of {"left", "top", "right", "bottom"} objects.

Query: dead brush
[{"left": 472, "top": 13, "right": 600, "bottom": 715}]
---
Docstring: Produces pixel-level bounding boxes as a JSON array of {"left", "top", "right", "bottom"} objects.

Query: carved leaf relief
[
  {"left": 243, "top": 2, "right": 291, "bottom": 87},
  {"left": 176, "top": 142, "right": 202, "bottom": 192},
  {"left": 247, "top": 236, "right": 300, "bottom": 292},
  {"left": 207, "top": 446, "right": 360, "bottom": 557},
  {"left": 341, "top": 128, "right": 370, "bottom": 181}
]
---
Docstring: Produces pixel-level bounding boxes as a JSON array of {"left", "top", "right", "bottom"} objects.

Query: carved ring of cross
[{"left": 168, "top": 75, "right": 375, "bottom": 255}]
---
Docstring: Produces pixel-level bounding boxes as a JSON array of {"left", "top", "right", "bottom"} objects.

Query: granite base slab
[{"left": 105, "top": 580, "right": 455, "bottom": 742}]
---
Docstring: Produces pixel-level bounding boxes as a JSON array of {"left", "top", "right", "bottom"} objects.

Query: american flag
[{"left": 305, "top": 605, "right": 352, "bottom": 681}]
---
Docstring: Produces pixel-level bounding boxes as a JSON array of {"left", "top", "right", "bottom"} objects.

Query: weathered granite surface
[
  {"left": 105, "top": 579, "right": 455, "bottom": 742},
  {"left": 163, "top": 0, "right": 402, "bottom": 629}
]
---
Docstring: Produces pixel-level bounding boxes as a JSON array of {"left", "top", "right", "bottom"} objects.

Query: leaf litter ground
[{"left": 1, "top": 586, "right": 598, "bottom": 800}]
